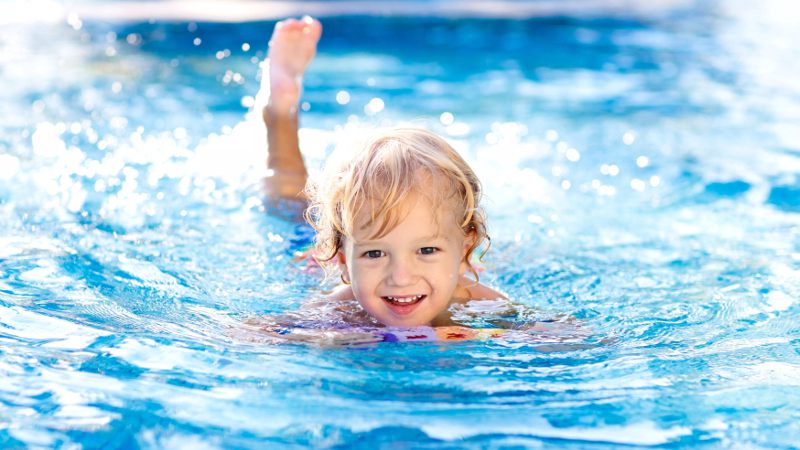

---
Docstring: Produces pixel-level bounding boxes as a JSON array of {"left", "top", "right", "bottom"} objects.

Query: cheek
[
  {"left": 349, "top": 263, "right": 376, "bottom": 289},
  {"left": 348, "top": 275, "right": 370, "bottom": 302}
]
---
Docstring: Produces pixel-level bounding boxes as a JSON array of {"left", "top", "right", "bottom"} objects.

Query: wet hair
[{"left": 304, "top": 127, "right": 489, "bottom": 280}]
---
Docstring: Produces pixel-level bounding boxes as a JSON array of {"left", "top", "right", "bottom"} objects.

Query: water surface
[{"left": 1, "top": 0, "right": 799, "bottom": 448}]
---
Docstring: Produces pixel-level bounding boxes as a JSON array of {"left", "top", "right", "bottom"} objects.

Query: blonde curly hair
[{"left": 304, "top": 127, "right": 489, "bottom": 281}]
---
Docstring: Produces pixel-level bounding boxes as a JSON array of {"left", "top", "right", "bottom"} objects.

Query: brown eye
[{"left": 419, "top": 247, "right": 438, "bottom": 255}]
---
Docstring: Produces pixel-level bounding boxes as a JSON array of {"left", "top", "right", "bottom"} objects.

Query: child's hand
[
  {"left": 264, "top": 327, "right": 384, "bottom": 347},
  {"left": 323, "top": 330, "right": 385, "bottom": 347},
  {"left": 292, "top": 249, "right": 321, "bottom": 271}
]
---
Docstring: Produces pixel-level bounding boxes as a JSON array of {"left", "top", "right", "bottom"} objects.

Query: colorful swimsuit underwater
[{"left": 270, "top": 325, "right": 510, "bottom": 343}]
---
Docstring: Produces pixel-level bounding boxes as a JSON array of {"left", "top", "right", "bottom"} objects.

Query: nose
[{"left": 386, "top": 256, "right": 417, "bottom": 287}]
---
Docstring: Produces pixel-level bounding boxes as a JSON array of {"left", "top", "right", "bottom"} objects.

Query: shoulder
[
  {"left": 458, "top": 276, "right": 506, "bottom": 300},
  {"left": 327, "top": 283, "right": 355, "bottom": 301}
]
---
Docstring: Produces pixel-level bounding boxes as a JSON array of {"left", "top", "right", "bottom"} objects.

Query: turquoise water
[{"left": 2, "top": 1, "right": 800, "bottom": 448}]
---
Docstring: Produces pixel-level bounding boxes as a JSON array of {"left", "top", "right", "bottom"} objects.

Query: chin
[{"left": 376, "top": 310, "right": 436, "bottom": 327}]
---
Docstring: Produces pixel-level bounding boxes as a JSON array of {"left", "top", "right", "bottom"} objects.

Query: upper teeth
[{"left": 386, "top": 295, "right": 423, "bottom": 303}]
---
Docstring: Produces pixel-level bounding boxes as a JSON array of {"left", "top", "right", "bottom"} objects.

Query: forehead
[{"left": 351, "top": 192, "right": 462, "bottom": 240}]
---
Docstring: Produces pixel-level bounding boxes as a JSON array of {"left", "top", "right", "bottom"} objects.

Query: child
[{"left": 252, "top": 17, "right": 584, "bottom": 345}]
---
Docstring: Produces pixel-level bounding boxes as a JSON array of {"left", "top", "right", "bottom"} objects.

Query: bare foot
[{"left": 265, "top": 16, "right": 322, "bottom": 116}]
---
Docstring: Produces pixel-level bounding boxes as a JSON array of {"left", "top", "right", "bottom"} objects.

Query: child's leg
[{"left": 262, "top": 17, "right": 322, "bottom": 201}]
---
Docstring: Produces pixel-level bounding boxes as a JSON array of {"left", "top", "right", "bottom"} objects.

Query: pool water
[{"left": 2, "top": 0, "right": 799, "bottom": 448}]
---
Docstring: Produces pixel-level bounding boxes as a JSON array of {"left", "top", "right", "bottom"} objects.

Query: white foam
[
  {"left": 420, "top": 416, "right": 690, "bottom": 445},
  {"left": 717, "top": 361, "right": 800, "bottom": 387},
  {"left": 0, "top": 305, "right": 110, "bottom": 348},
  {"left": 116, "top": 255, "right": 192, "bottom": 298},
  {"left": 0, "top": 154, "right": 20, "bottom": 180}
]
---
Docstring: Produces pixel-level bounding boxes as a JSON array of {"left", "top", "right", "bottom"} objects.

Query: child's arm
[{"left": 242, "top": 314, "right": 384, "bottom": 347}]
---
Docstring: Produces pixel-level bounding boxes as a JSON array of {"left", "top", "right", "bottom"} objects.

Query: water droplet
[
  {"left": 126, "top": 33, "right": 142, "bottom": 46},
  {"left": 623, "top": 131, "right": 636, "bottom": 145},
  {"left": 649, "top": 176, "right": 661, "bottom": 187},
  {"left": 527, "top": 214, "right": 543, "bottom": 224},
  {"left": 630, "top": 178, "right": 646, "bottom": 191},
  {"left": 336, "top": 90, "right": 351, "bottom": 105},
  {"left": 364, "top": 98, "right": 384, "bottom": 115},
  {"left": 241, "top": 96, "right": 255, "bottom": 108},
  {"left": 66, "top": 13, "right": 82, "bottom": 30},
  {"left": 565, "top": 148, "right": 580, "bottom": 162},
  {"left": 601, "top": 164, "right": 620, "bottom": 176},
  {"left": 440, "top": 112, "right": 454, "bottom": 125}
]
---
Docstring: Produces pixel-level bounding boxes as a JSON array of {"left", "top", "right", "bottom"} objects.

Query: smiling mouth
[{"left": 382, "top": 294, "right": 426, "bottom": 306}]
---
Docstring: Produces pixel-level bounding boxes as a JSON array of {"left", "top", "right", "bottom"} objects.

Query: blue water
[{"left": 2, "top": 0, "right": 800, "bottom": 448}]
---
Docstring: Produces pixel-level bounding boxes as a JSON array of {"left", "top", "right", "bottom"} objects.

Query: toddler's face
[{"left": 338, "top": 193, "right": 473, "bottom": 326}]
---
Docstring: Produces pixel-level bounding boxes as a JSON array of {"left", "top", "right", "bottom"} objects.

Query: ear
[
  {"left": 336, "top": 250, "right": 348, "bottom": 271},
  {"left": 336, "top": 249, "right": 353, "bottom": 283},
  {"left": 459, "top": 229, "right": 477, "bottom": 275},
  {"left": 462, "top": 228, "right": 477, "bottom": 256}
]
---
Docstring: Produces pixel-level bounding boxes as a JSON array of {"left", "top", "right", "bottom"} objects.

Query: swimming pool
[{"left": 1, "top": 0, "right": 799, "bottom": 447}]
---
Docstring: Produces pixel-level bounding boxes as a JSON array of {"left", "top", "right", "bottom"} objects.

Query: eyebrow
[{"left": 351, "top": 234, "right": 443, "bottom": 247}]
